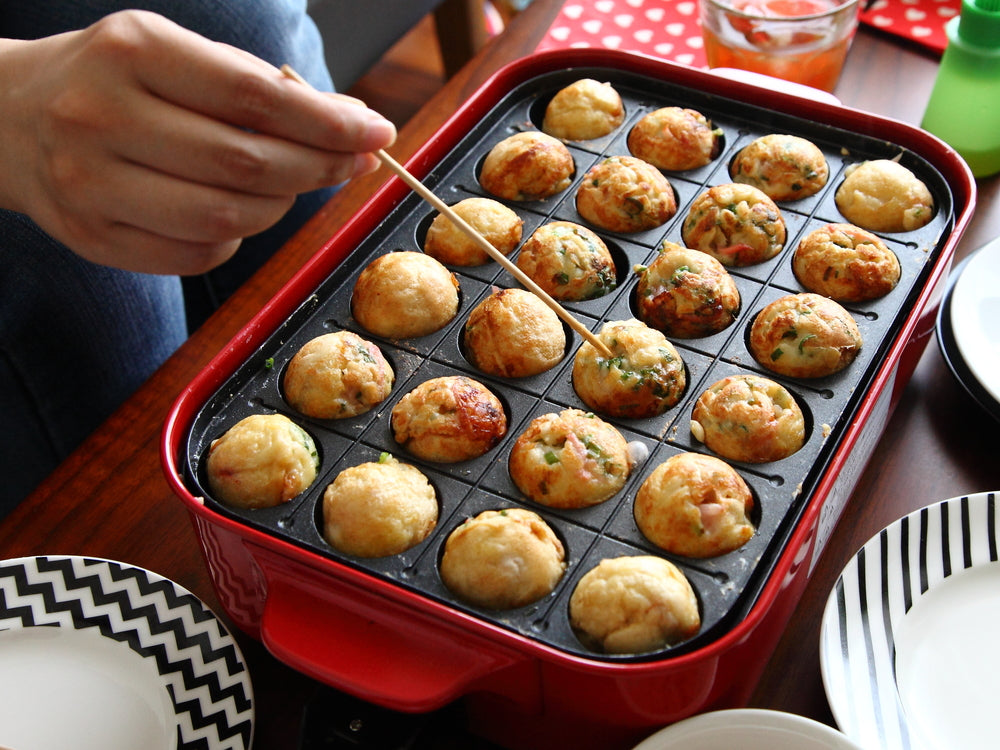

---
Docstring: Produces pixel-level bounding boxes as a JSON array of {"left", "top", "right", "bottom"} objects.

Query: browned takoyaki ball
[
  {"left": 516, "top": 221, "right": 617, "bottom": 301},
  {"left": 834, "top": 159, "right": 934, "bottom": 233},
  {"left": 322, "top": 454, "right": 437, "bottom": 558},
  {"left": 390, "top": 376, "right": 507, "bottom": 463},
  {"left": 730, "top": 134, "right": 829, "bottom": 202},
  {"left": 749, "top": 293, "right": 863, "bottom": 379},
  {"left": 542, "top": 78, "right": 625, "bottom": 141},
  {"left": 634, "top": 241, "right": 741, "bottom": 339},
  {"left": 283, "top": 331, "right": 394, "bottom": 419},
  {"left": 569, "top": 555, "right": 701, "bottom": 655},
  {"left": 351, "top": 251, "right": 459, "bottom": 338},
  {"left": 627, "top": 107, "right": 722, "bottom": 171},
  {"left": 480, "top": 131, "right": 575, "bottom": 201},
  {"left": 424, "top": 197, "right": 523, "bottom": 266},
  {"left": 793, "top": 223, "right": 901, "bottom": 302},
  {"left": 572, "top": 319, "right": 686, "bottom": 420},
  {"left": 440, "top": 508, "right": 566, "bottom": 610},
  {"left": 508, "top": 409, "right": 632, "bottom": 509},
  {"left": 576, "top": 156, "right": 677, "bottom": 233},
  {"left": 681, "top": 183, "right": 786, "bottom": 267},
  {"left": 463, "top": 288, "right": 566, "bottom": 378},
  {"left": 205, "top": 414, "right": 319, "bottom": 509},
  {"left": 690, "top": 375, "right": 805, "bottom": 463},
  {"left": 634, "top": 452, "right": 755, "bottom": 558}
]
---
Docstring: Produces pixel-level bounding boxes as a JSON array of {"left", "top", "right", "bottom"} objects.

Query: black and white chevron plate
[
  {"left": 820, "top": 492, "right": 1000, "bottom": 750},
  {"left": 0, "top": 556, "right": 254, "bottom": 749}
]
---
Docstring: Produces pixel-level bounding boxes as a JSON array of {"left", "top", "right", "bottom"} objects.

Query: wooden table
[{"left": 3, "top": 1, "right": 997, "bottom": 747}]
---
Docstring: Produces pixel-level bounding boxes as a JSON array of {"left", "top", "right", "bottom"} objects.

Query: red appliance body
[{"left": 162, "top": 49, "right": 976, "bottom": 749}]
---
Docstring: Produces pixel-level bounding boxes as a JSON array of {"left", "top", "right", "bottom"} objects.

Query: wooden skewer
[{"left": 281, "top": 65, "right": 614, "bottom": 358}]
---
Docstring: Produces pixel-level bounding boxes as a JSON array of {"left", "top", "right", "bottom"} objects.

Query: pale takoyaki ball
[
  {"left": 682, "top": 183, "right": 786, "bottom": 267},
  {"left": 352, "top": 251, "right": 459, "bottom": 338},
  {"left": 691, "top": 375, "right": 805, "bottom": 463},
  {"left": 322, "top": 455, "right": 437, "bottom": 558},
  {"left": 730, "top": 134, "right": 829, "bottom": 202},
  {"left": 542, "top": 78, "right": 625, "bottom": 141},
  {"left": 205, "top": 414, "right": 318, "bottom": 509},
  {"left": 516, "top": 221, "right": 617, "bottom": 301},
  {"left": 390, "top": 376, "right": 507, "bottom": 463},
  {"left": 424, "top": 197, "right": 523, "bottom": 266},
  {"left": 464, "top": 288, "right": 565, "bottom": 378},
  {"left": 440, "top": 508, "right": 566, "bottom": 610},
  {"left": 635, "top": 241, "right": 741, "bottom": 339},
  {"left": 480, "top": 131, "right": 575, "bottom": 201},
  {"left": 573, "top": 319, "right": 686, "bottom": 420},
  {"left": 634, "top": 452, "right": 754, "bottom": 558},
  {"left": 793, "top": 223, "right": 901, "bottom": 302},
  {"left": 283, "top": 331, "right": 394, "bottom": 419},
  {"left": 750, "top": 293, "right": 863, "bottom": 379},
  {"left": 509, "top": 409, "right": 632, "bottom": 509},
  {"left": 569, "top": 556, "right": 701, "bottom": 655},
  {"left": 627, "top": 107, "right": 722, "bottom": 171},
  {"left": 835, "top": 159, "right": 934, "bottom": 233},
  {"left": 576, "top": 156, "right": 677, "bottom": 234}
]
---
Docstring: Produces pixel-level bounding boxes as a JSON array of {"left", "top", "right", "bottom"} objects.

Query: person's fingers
[
  {"left": 54, "top": 159, "right": 296, "bottom": 245},
  {"left": 102, "top": 12, "right": 396, "bottom": 153},
  {"left": 108, "top": 93, "right": 377, "bottom": 195},
  {"left": 77, "top": 224, "right": 244, "bottom": 276}
]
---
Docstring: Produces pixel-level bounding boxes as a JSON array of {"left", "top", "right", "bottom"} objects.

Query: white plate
[
  {"left": 0, "top": 556, "right": 254, "bottom": 750},
  {"left": 820, "top": 492, "right": 1000, "bottom": 750},
  {"left": 633, "top": 709, "right": 863, "bottom": 749},
  {"left": 949, "top": 236, "right": 1000, "bottom": 405}
]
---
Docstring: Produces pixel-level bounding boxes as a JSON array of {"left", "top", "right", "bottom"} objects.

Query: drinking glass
[{"left": 700, "top": 0, "right": 862, "bottom": 92}]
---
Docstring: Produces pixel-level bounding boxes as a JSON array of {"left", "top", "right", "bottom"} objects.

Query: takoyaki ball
[
  {"left": 835, "top": 159, "right": 934, "bottom": 233},
  {"left": 635, "top": 241, "right": 741, "bottom": 339},
  {"left": 480, "top": 131, "right": 575, "bottom": 201},
  {"left": 690, "top": 375, "right": 805, "bottom": 463},
  {"left": 542, "top": 78, "right": 625, "bottom": 141},
  {"left": 627, "top": 107, "right": 722, "bottom": 171},
  {"left": 322, "top": 454, "right": 437, "bottom": 558},
  {"left": 424, "top": 197, "right": 523, "bottom": 266},
  {"left": 283, "top": 331, "right": 394, "bottom": 419},
  {"left": 509, "top": 409, "right": 632, "bottom": 509},
  {"left": 352, "top": 251, "right": 459, "bottom": 338},
  {"left": 573, "top": 319, "right": 686, "bottom": 420},
  {"left": 730, "top": 134, "right": 829, "bottom": 202},
  {"left": 634, "top": 452, "right": 754, "bottom": 558},
  {"left": 576, "top": 156, "right": 677, "bottom": 234},
  {"left": 749, "top": 293, "right": 863, "bottom": 379},
  {"left": 793, "top": 223, "right": 901, "bottom": 302},
  {"left": 440, "top": 508, "right": 566, "bottom": 610},
  {"left": 390, "top": 376, "right": 507, "bottom": 463},
  {"left": 682, "top": 183, "right": 786, "bottom": 267},
  {"left": 569, "top": 555, "right": 701, "bottom": 655},
  {"left": 464, "top": 288, "right": 565, "bottom": 378},
  {"left": 205, "top": 414, "right": 318, "bottom": 509},
  {"left": 516, "top": 221, "right": 617, "bottom": 301}
]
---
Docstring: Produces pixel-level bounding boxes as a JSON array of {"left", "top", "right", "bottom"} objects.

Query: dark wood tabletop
[{"left": 2, "top": 1, "right": 998, "bottom": 747}]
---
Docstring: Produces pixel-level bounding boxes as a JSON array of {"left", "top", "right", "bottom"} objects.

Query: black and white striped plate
[
  {"left": 0, "top": 556, "right": 253, "bottom": 749},
  {"left": 820, "top": 492, "right": 1000, "bottom": 750}
]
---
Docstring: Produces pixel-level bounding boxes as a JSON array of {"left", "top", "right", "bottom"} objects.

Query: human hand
[{"left": 0, "top": 10, "right": 396, "bottom": 274}]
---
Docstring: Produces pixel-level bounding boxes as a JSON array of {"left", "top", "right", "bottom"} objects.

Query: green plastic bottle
[{"left": 920, "top": 0, "right": 1000, "bottom": 177}]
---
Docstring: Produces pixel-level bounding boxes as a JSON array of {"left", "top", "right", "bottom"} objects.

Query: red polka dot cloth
[{"left": 534, "top": 0, "right": 958, "bottom": 63}]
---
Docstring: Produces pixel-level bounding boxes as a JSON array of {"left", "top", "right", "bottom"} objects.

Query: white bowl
[{"left": 633, "top": 709, "right": 864, "bottom": 750}]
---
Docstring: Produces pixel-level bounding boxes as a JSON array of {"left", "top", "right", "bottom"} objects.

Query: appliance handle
[{"left": 253, "top": 545, "right": 533, "bottom": 713}]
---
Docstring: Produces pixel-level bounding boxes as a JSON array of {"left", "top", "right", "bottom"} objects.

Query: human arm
[{"left": 0, "top": 10, "right": 396, "bottom": 274}]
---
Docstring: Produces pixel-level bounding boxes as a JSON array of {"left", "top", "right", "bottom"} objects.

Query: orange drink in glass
[{"left": 700, "top": 0, "right": 861, "bottom": 92}]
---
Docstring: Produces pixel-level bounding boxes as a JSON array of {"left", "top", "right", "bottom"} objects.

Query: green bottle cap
[{"left": 957, "top": 0, "right": 1000, "bottom": 48}]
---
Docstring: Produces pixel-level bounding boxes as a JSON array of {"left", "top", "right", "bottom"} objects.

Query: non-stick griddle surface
[{"left": 182, "top": 65, "right": 953, "bottom": 662}]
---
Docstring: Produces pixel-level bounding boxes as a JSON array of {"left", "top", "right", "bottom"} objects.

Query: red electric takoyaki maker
[{"left": 162, "top": 49, "right": 976, "bottom": 750}]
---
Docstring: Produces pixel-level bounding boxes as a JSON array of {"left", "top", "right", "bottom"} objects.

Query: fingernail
[{"left": 366, "top": 114, "right": 397, "bottom": 147}]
